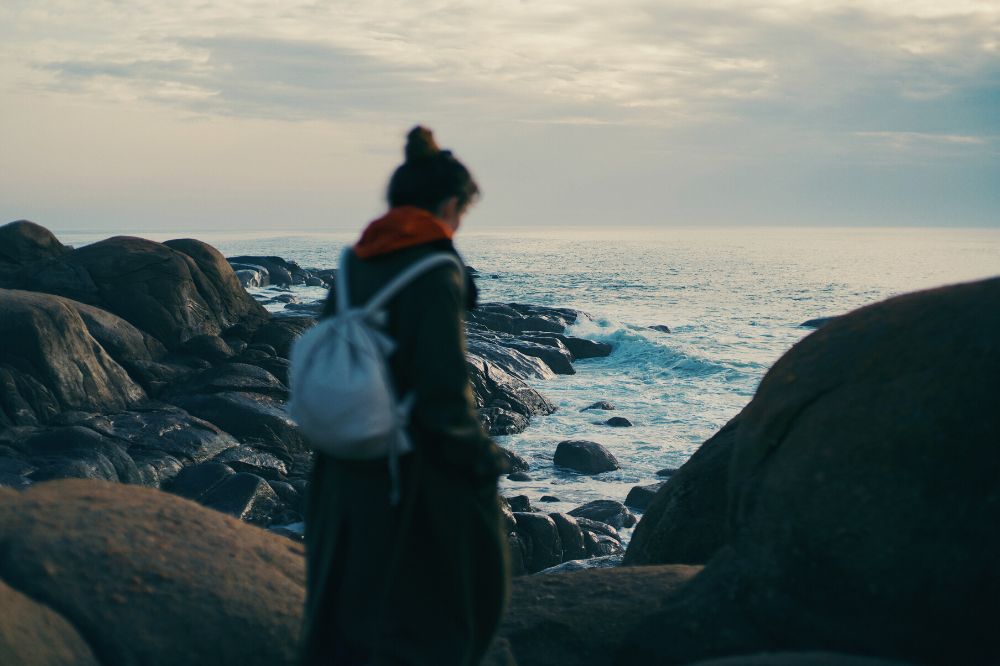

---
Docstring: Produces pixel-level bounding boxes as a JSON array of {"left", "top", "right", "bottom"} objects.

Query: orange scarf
[{"left": 353, "top": 206, "right": 454, "bottom": 259}]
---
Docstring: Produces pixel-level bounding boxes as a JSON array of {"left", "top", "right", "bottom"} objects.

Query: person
[{"left": 299, "top": 126, "right": 511, "bottom": 665}]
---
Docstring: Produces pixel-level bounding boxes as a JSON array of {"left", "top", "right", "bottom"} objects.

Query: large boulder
[
  {"left": 0, "top": 480, "right": 305, "bottom": 666},
  {"left": 620, "top": 277, "right": 1000, "bottom": 665},
  {"left": 0, "top": 578, "right": 98, "bottom": 665},
  {"left": 553, "top": 440, "right": 620, "bottom": 474},
  {"left": 0, "top": 289, "right": 146, "bottom": 425},
  {"left": 24, "top": 235, "right": 267, "bottom": 349},
  {"left": 467, "top": 354, "right": 557, "bottom": 418},
  {"left": 0, "top": 220, "right": 69, "bottom": 272},
  {"left": 624, "top": 414, "right": 740, "bottom": 565}
]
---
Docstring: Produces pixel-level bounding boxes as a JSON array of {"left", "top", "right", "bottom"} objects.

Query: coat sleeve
[{"left": 395, "top": 264, "right": 508, "bottom": 482}]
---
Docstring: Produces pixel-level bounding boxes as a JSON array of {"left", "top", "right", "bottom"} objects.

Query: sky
[{"left": 1, "top": 0, "right": 998, "bottom": 232}]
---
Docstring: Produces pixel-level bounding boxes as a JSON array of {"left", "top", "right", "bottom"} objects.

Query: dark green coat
[{"left": 299, "top": 241, "right": 510, "bottom": 665}]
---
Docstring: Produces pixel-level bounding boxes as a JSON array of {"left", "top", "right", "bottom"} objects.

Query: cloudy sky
[{"left": 1, "top": 0, "right": 998, "bottom": 232}]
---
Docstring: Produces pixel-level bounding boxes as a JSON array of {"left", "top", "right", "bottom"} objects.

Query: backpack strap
[{"left": 361, "top": 252, "right": 464, "bottom": 317}]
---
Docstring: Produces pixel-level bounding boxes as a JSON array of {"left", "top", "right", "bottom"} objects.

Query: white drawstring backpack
[{"left": 287, "top": 246, "right": 463, "bottom": 504}]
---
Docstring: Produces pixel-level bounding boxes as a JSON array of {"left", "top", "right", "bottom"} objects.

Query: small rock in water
[
  {"left": 648, "top": 324, "right": 671, "bottom": 333},
  {"left": 507, "top": 472, "right": 532, "bottom": 482},
  {"left": 800, "top": 316, "right": 837, "bottom": 329},
  {"left": 553, "top": 440, "right": 620, "bottom": 474},
  {"left": 569, "top": 499, "right": 637, "bottom": 530},
  {"left": 581, "top": 401, "right": 615, "bottom": 412},
  {"left": 507, "top": 495, "right": 532, "bottom": 513},
  {"left": 539, "top": 495, "right": 561, "bottom": 503},
  {"left": 625, "top": 481, "right": 668, "bottom": 511},
  {"left": 655, "top": 467, "right": 679, "bottom": 477},
  {"left": 605, "top": 416, "right": 633, "bottom": 428}
]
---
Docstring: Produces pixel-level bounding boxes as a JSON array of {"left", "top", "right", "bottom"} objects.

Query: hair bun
[{"left": 405, "top": 126, "right": 440, "bottom": 162}]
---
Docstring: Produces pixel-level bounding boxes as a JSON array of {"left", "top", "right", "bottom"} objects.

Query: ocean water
[{"left": 61, "top": 226, "right": 1000, "bottom": 535}]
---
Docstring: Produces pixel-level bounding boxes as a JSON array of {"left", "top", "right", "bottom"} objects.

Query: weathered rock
[
  {"left": 0, "top": 220, "right": 69, "bottom": 268},
  {"left": 569, "top": 500, "right": 637, "bottom": 530},
  {"left": 604, "top": 416, "right": 633, "bottom": 427},
  {"left": 166, "top": 362, "right": 289, "bottom": 400},
  {"left": 467, "top": 354, "right": 556, "bottom": 418},
  {"left": 553, "top": 440, "right": 620, "bottom": 474},
  {"left": 507, "top": 472, "right": 532, "bottom": 482},
  {"left": 538, "top": 554, "right": 624, "bottom": 574},
  {"left": 513, "top": 512, "right": 563, "bottom": 573},
  {"left": 648, "top": 324, "right": 671, "bottom": 333},
  {"left": 0, "top": 578, "right": 99, "bottom": 666},
  {"left": 170, "top": 391, "right": 305, "bottom": 461},
  {"left": 0, "top": 290, "right": 146, "bottom": 424},
  {"left": 19, "top": 426, "right": 143, "bottom": 485},
  {"left": 498, "top": 496, "right": 517, "bottom": 531},
  {"left": 214, "top": 446, "right": 288, "bottom": 479},
  {"left": 466, "top": 335, "right": 556, "bottom": 381},
  {"left": 179, "top": 334, "right": 234, "bottom": 362},
  {"left": 495, "top": 565, "right": 700, "bottom": 666},
  {"left": 624, "top": 481, "right": 668, "bottom": 511},
  {"left": 655, "top": 467, "right": 678, "bottom": 477},
  {"left": 581, "top": 401, "right": 615, "bottom": 411},
  {"left": 25, "top": 236, "right": 267, "bottom": 349},
  {"left": 227, "top": 255, "right": 309, "bottom": 286},
  {"left": 199, "top": 472, "right": 280, "bottom": 524},
  {"left": 624, "top": 414, "right": 738, "bottom": 565},
  {"left": 498, "top": 338, "right": 575, "bottom": 375},
  {"left": 0, "top": 480, "right": 304, "bottom": 665},
  {"left": 235, "top": 268, "right": 266, "bottom": 288},
  {"left": 621, "top": 277, "right": 1000, "bottom": 665},
  {"left": 69, "top": 300, "right": 167, "bottom": 364},
  {"left": 507, "top": 495, "right": 532, "bottom": 513},
  {"left": 479, "top": 407, "right": 531, "bottom": 436}
]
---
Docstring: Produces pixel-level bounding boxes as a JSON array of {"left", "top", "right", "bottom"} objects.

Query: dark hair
[{"left": 387, "top": 126, "right": 480, "bottom": 214}]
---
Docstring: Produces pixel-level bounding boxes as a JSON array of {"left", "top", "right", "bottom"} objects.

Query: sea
[{"left": 61, "top": 226, "right": 1000, "bottom": 539}]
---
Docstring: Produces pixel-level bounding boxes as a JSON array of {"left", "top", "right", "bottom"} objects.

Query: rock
[
  {"left": 581, "top": 401, "right": 615, "bottom": 411},
  {"left": 569, "top": 500, "right": 637, "bottom": 530},
  {"left": 0, "top": 220, "right": 69, "bottom": 268},
  {"left": 234, "top": 354, "right": 292, "bottom": 385},
  {"left": 234, "top": 268, "right": 266, "bottom": 288},
  {"left": 621, "top": 277, "right": 1000, "bottom": 665},
  {"left": 507, "top": 495, "right": 532, "bottom": 513},
  {"left": 574, "top": 517, "right": 623, "bottom": 542},
  {"left": 507, "top": 472, "right": 532, "bottom": 482},
  {"left": 553, "top": 440, "right": 620, "bottom": 474},
  {"left": 507, "top": 532, "right": 528, "bottom": 576},
  {"left": 685, "top": 654, "right": 918, "bottom": 666},
  {"left": 170, "top": 391, "right": 306, "bottom": 461},
  {"left": 513, "top": 512, "right": 563, "bottom": 573},
  {"left": 497, "top": 446, "right": 529, "bottom": 473},
  {"left": 466, "top": 354, "right": 556, "bottom": 418},
  {"left": 69, "top": 300, "right": 167, "bottom": 364},
  {"left": 604, "top": 416, "right": 633, "bottom": 427},
  {"left": 0, "top": 290, "right": 146, "bottom": 424},
  {"left": 163, "top": 461, "right": 236, "bottom": 501},
  {"left": 479, "top": 407, "right": 531, "bottom": 436},
  {"left": 25, "top": 236, "right": 267, "bottom": 349},
  {"left": 179, "top": 334, "right": 234, "bottom": 362},
  {"left": 539, "top": 495, "right": 560, "bottom": 502},
  {"left": 0, "top": 480, "right": 304, "bottom": 665},
  {"left": 498, "top": 496, "right": 517, "bottom": 531},
  {"left": 497, "top": 338, "right": 575, "bottom": 375},
  {"left": 199, "top": 472, "right": 280, "bottom": 525},
  {"left": 496, "top": 565, "right": 700, "bottom": 666},
  {"left": 252, "top": 317, "right": 315, "bottom": 358},
  {"left": 19, "top": 426, "right": 143, "bottom": 485},
  {"left": 466, "top": 335, "right": 556, "bottom": 381},
  {"left": 624, "top": 481, "right": 667, "bottom": 511},
  {"left": 0, "top": 578, "right": 99, "bottom": 665},
  {"left": 559, "top": 335, "right": 613, "bottom": 359},
  {"left": 227, "top": 255, "right": 309, "bottom": 286},
  {"left": 166, "top": 363, "right": 289, "bottom": 401},
  {"left": 648, "top": 324, "right": 671, "bottom": 333},
  {"left": 583, "top": 531, "right": 625, "bottom": 558},
  {"left": 624, "top": 415, "right": 739, "bottom": 566},
  {"left": 655, "top": 467, "right": 678, "bottom": 477},
  {"left": 800, "top": 316, "right": 837, "bottom": 328},
  {"left": 538, "top": 554, "right": 624, "bottom": 574},
  {"left": 549, "top": 512, "right": 587, "bottom": 562},
  {"left": 214, "top": 446, "right": 288, "bottom": 479}
]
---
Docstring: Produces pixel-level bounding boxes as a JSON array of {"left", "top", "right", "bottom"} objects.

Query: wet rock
[
  {"left": 227, "top": 255, "right": 309, "bottom": 286},
  {"left": 513, "top": 512, "right": 563, "bottom": 573},
  {"left": 583, "top": 531, "right": 625, "bottom": 557},
  {"left": 170, "top": 391, "right": 305, "bottom": 461},
  {"left": 498, "top": 496, "right": 517, "bottom": 531},
  {"left": 624, "top": 415, "right": 739, "bottom": 566},
  {"left": 166, "top": 363, "right": 289, "bottom": 401},
  {"left": 655, "top": 467, "right": 678, "bottom": 477},
  {"left": 553, "top": 440, "right": 620, "bottom": 474},
  {"left": 466, "top": 335, "right": 556, "bottom": 381},
  {"left": 70, "top": 300, "right": 167, "bottom": 364},
  {"left": 507, "top": 532, "right": 528, "bottom": 576},
  {"left": 214, "top": 446, "right": 288, "bottom": 480},
  {"left": 234, "top": 268, "right": 265, "bottom": 288},
  {"left": 478, "top": 407, "right": 530, "bottom": 436},
  {"left": 575, "top": 517, "right": 624, "bottom": 543},
  {"left": 549, "top": 512, "right": 587, "bottom": 562},
  {"left": 0, "top": 480, "right": 304, "bottom": 665},
  {"left": 199, "top": 472, "right": 279, "bottom": 525},
  {"left": 163, "top": 461, "right": 236, "bottom": 501},
  {"left": 21, "top": 426, "right": 142, "bottom": 485},
  {"left": 233, "top": 354, "right": 291, "bottom": 385},
  {"left": 624, "top": 481, "right": 668, "bottom": 511},
  {"left": 569, "top": 500, "right": 637, "bottom": 530},
  {"left": 537, "top": 554, "right": 624, "bottom": 575},
  {"left": 507, "top": 495, "right": 532, "bottom": 513},
  {"left": 524, "top": 332, "right": 613, "bottom": 360},
  {"left": 539, "top": 495, "right": 561, "bottom": 503},
  {"left": 648, "top": 324, "right": 671, "bottom": 333},
  {"left": 496, "top": 338, "right": 575, "bottom": 375},
  {"left": 0, "top": 290, "right": 146, "bottom": 424},
  {"left": 507, "top": 472, "right": 532, "bottom": 482},
  {"left": 581, "top": 401, "right": 615, "bottom": 411},
  {"left": 466, "top": 355, "right": 556, "bottom": 418},
  {"left": 604, "top": 416, "right": 633, "bottom": 427}
]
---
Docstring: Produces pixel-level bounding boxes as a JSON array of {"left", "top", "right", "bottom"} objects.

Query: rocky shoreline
[
  {"left": 2, "top": 219, "right": 998, "bottom": 665},
  {"left": 0, "top": 220, "right": 639, "bottom": 574}
]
